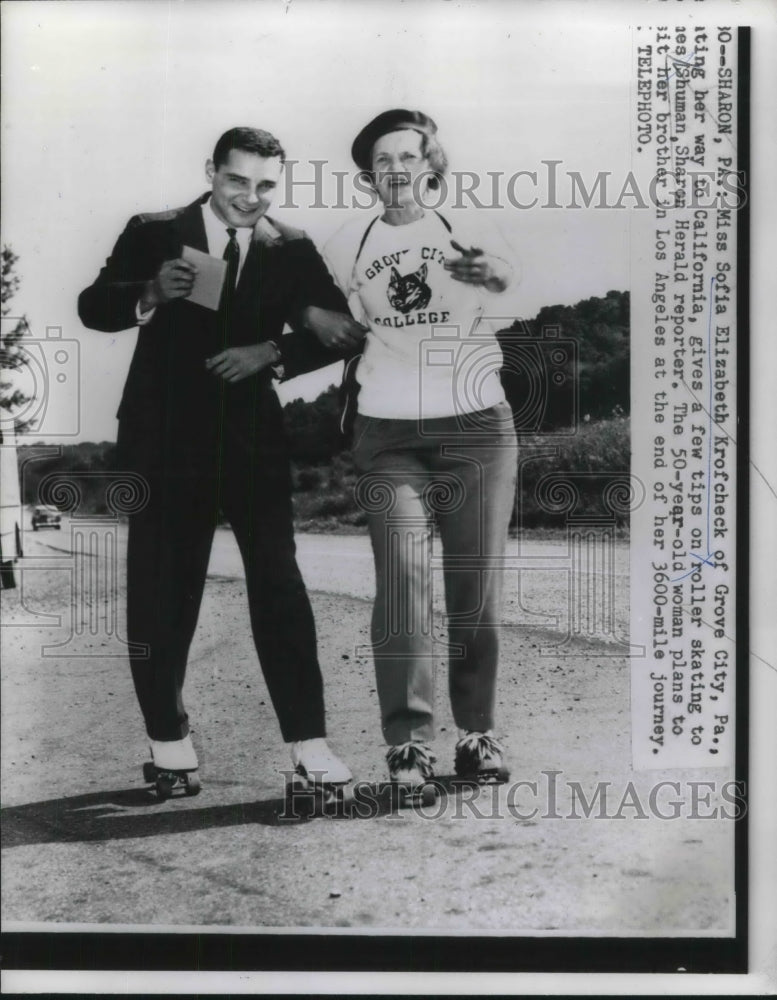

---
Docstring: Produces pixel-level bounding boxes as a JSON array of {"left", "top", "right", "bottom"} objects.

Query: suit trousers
[
  {"left": 125, "top": 430, "right": 325, "bottom": 743},
  {"left": 352, "top": 402, "right": 518, "bottom": 746}
]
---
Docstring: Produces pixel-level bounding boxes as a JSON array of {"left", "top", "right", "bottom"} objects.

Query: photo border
[{"left": 0, "top": 8, "right": 755, "bottom": 986}]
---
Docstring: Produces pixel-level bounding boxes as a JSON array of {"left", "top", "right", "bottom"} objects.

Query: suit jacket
[{"left": 78, "top": 194, "right": 347, "bottom": 471}]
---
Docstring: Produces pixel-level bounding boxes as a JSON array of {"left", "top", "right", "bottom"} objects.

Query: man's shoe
[
  {"left": 151, "top": 734, "right": 198, "bottom": 771},
  {"left": 144, "top": 734, "right": 200, "bottom": 798},
  {"left": 287, "top": 737, "right": 353, "bottom": 812},
  {"left": 291, "top": 737, "right": 353, "bottom": 786}
]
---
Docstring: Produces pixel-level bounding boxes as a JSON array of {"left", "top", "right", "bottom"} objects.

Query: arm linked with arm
[{"left": 277, "top": 236, "right": 357, "bottom": 381}]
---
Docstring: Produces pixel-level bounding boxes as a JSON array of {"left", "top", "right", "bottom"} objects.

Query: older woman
[{"left": 322, "top": 110, "right": 519, "bottom": 803}]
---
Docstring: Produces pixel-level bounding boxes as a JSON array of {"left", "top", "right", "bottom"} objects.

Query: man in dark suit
[{"left": 78, "top": 127, "right": 365, "bottom": 795}]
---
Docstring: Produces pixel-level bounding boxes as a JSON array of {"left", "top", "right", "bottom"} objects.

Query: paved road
[{"left": 27, "top": 518, "right": 631, "bottom": 645}]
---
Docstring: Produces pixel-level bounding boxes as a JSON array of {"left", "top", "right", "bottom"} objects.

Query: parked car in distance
[{"left": 31, "top": 505, "right": 62, "bottom": 531}]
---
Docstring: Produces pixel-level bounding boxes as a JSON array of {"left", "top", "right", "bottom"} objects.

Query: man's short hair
[{"left": 212, "top": 127, "right": 286, "bottom": 168}]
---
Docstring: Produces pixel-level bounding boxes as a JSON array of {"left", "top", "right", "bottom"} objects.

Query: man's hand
[
  {"left": 205, "top": 343, "right": 278, "bottom": 383},
  {"left": 302, "top": 306, "right": 368, "bottom": 351},
  {"left": 444, "top": 240, "right": 511, "bottom": 292},
  {"left": 139, "top": 259, "right": 197, "bottom": 310}
]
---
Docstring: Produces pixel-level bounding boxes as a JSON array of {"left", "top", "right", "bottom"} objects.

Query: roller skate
[
  {"left": 143, "top": 734, "right": 201, "bottom": 799},
  {"left": 453, "top": 731, "right": 509, "bottom": 785},
  {"left": 386, "top": 741, "right": 438, "bottom": 807},
  {"left": 286, "top": 738, "right": 353, "bottom": 815}
]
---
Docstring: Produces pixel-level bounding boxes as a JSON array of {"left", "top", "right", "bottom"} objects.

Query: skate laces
[
  {"left": 455, "top": 732, "right": 503, "bottom": 765},
  {"left": 386, "top": 741, "right": 437, "bottom": 779}
]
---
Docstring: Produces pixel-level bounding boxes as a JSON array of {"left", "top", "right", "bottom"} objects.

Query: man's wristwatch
[{"left": 268, "top": 339, "right": 285, "bottom": 380}]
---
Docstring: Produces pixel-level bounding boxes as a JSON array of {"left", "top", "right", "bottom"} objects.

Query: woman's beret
[{"left": 351, "top": 109, "right": 438, "bottom": 170}]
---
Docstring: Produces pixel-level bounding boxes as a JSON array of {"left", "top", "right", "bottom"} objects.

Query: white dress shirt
[{"left": 202, "top": 197, "right": 253, "bottom": 283}]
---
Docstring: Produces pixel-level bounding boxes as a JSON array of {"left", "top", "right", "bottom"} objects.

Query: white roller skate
[
  {"left": 143, "top": 734, "right": 201, "bottom": 799},
  {"left": 453, "top": 730, "right": 509, "bottom": 785},
  {"left": 386, "top": 741, "right": 438, "bottom": 807},
  {"left": 287, "top": 738, "right": 353, "bottom": 814}
]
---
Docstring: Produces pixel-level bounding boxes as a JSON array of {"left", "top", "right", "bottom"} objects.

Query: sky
[{"left": 0, "top": 0, "right": 640, "bottom": 443}]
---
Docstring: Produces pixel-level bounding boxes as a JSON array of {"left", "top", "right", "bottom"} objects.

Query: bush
[
  {"left": 515, "top": 413, "right": 631, "bottom": 528},
  {"left": 290, "top": 453, "right": 365, "bottom": 531},
  {"left": 296, "top": 467, "right": 323, "bottom": 492},
  {"left": 17, "top": 442, "right": 118, "bottom": 515},
  {"left": 289, "top": 415, "right": 630, "bottom": 534},
  {"left": 16, "top": 417, "right": 631, "bottom": 534}
]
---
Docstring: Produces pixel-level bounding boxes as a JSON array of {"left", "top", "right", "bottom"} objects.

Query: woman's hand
[
  {"left": 302, "top": 306, "right": 369, "bottom": 351},
  {"left": 444, "top": 240, "right": 511, "bottom": 292}
]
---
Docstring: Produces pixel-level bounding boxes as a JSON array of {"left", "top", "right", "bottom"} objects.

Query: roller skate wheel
[
  {"left": 156, "top": 772, "right": 176, "bottom": 799},
  {"left": 476, "top": 767, "right": 510, "bottom": 785},
  {"left": 311, "top": 784, "right": 338, "bottom": 815},
  {"left": 286, "top": 779, "right": 353, "bottom": 817},
  {"left": 286, "top": 775, "right": 314, "bottom": 800},
  {"left": 324, "top": 781, "right": 353, "bottom": 802},
  {"left": 284, "top": 778, "right": 316, "bottom": 816},
  {"left": 184, "top": 772, "right": 201, "bottom": 796},
  {"left": 322, "top": 782, "right": 355, "bottom": 813},
  {"left": 419, "top": 783, "right": 438, "bottom": 806},
  {"left": 393, "top": 782, "right": 437, "bottom": 808}
]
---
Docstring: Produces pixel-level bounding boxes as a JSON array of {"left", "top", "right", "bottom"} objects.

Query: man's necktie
[
  {"left": 217, "top": 228, "right": 240, "bottom": 345},
  {"left": 223, "top": 227, "right": 240, "bottom": 298}
]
